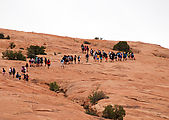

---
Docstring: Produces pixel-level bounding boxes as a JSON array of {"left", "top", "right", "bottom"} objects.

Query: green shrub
[
  {"left": 49, "top": 82, "right": 59, "bottom": 92},
  {"left": 9, "top": 42, "right": 16, "bottom": 49},
  {"left": 113, "top": 41, "right": 130, "bottom": 52},
  {"left": 6, "top": 35, "right": 10, "bottom": 39},
  {"left": 0, "top": 33, "right": 4, "bottom": 39},
  {"left": 27, "top": 45, "right": 47, "bottom": 58},
  {"left": 85, "top": 107, "right": 98, "bottom": 116},
  {"left": 94, "top": 37, "right": 99, "bottom": 40},
  {"left": 0, "top": 34, "right": 10, "bottom": 39},
  {"left": 94, "top": 37, "right": 103, "bottom": 40},
  {"left": 102, "top": 105, "right": 126, "bottom": 120},
  {"left": 88, "top": 91, "right": 108, "bottom": 105},
  {"left": 2, "top": 50, "right": 26, "bottom": 61},
  {"left": 20, "top": 47, "right": 24, "bottom": 50},
  {"left": 84, "top": 41, "right": 91, "bottom": 45}
]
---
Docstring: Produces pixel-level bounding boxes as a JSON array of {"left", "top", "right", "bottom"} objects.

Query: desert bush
[
  {"left": 102, "top": 105, "right": 126, "bottom": 120},
  {"left": 9, "top": 42, "right": 16, "bottom": 49},
  {"left": 94, "top": 37, "right": 99, "bottom": 40},
  {"left": 0, "top": 33, "right": 10, "bottom": 39},
  {"left": 27, "top": 45, "right": 47, "bottom": 58},
  {"left": 2, "top": 50, "right": 26, "bottom": 61},
  {"left": 88, "top": 91, "right": 108, "bottom": 105},
  {"left": 49, "top": 82, "right": 59, "bottom": 92},
  {"left": 84, "top": 41, "right": 91, "bottom": 45},
  {"left": 6, "top": 35, "right": 10, "bottom": 39},
  {"left": 94, "top": 37, "right": 103, "bottom": 40},
  {"left": 20, "top": 47, "right": 24, "bottom": 50},
  {"left": 85, "top": 106, "right": 98, "bottom": 116},
  {"left": 113, "top": 41, "right": 130, "bottom": 52},
  {"left": 0, "top": 33, "right": 5, "bottom": 39}
]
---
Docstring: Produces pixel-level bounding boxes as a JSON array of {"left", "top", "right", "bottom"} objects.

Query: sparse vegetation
[
  {"left": 19, "top": 47, "right": 24, "bottom": 50},
  {"left": 88, "top": 91, "right": 108, "bottom": 105},
  {"left": 94, "top": 37, "right": 99, "bottom": 40},
  {"left": 85, "top": 106, "right": 98, "bottom": 116},
  {"left": 102, "top": 105, "right": 126, "bottom": 120},
  {"left": 0, "top": 33, "right": 5, "bottom": 39},
  {"left": 27, "top": 45, "right": 47, "bottom": 58},
  {"left": 2, "top": 50, "right": 26, "bottom": 61},
  {"left": 49, "top": 82, "right": 59, "bottom": 92},
  {"left": 57, "top": 52, "right": 62, "bottom": 54},
  {"left": 113, "top": 41, "right": 130, "bottom": 52},
  {"left": 0, "top": 33, "right": 10, "bottom": 39},
  {"left": 9, "top": 42, "right": 16, "bottom": 49},
  {"left": 6, "top": 35, "right": 10, "bottom": 39},
  {"left": 84, "top": 41, "right": 91, "bottom": 45},
  {"left": 94, "top": 37, "right": 103, "bottom": 40}
]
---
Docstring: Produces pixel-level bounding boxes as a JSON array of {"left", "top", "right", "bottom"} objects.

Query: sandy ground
[{"left": 0, "top": 28, "right": 169, "bottom": 120}]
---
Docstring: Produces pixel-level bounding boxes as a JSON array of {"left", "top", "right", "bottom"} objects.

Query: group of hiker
[
  {"left": 2, "top": 66, "right": 29, "bottom": 81},
  {"left": 81, "top": 44, "right": 135, "bottom": 63},
  {"left": 81, "top": 44, "right": 89, "bottom": 53},
  {"left": 2, "top": 57, "right": 52, "bottom": 82},
  {"left": 2, "top": 43, "right": 136, "bottom": 79},
  {"left": 60, "top": 55, "right": 81, "bottom": 68},
  {"left": 29, "top": 57, "right": 51, "bottom": 69}
]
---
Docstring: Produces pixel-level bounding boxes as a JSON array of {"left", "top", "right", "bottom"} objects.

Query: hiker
[
  {"left": 90, "top": 49, "right": 94, "bottom": 56},
  {"left": 29, "top": 58, "right": 32, "bottom": 67},
  {"left": 86, "top": 46, "right": 89, "bottom": 53},
  {"left": 2, "top": 68, "right": 6, "bottom": 76},
  {"left": 123, "top": 52, "right": 127, "bottom": 61},
  {"left": 25, "top": 74, "right": 29, "bottom": 81},
  {"left": 81, "top": 44, "right": 84, "bottom": 53},
  {"left": 78, "top": 55, "right": 81, "bottom": 64},
  {"left": 84, "top": 46, "right": 87, "bottom": 53},
  {"left": 16, "top": 72, "right": 21, "bottom": 80},
  {"left": 40, "top": 57, "right": 43, "bottom": 66},
  {"left": 45, "top": 57, "right": 47, "bottom": 66},
  {"left": 100, "top": 53, "right": 103, "bottom": 62},
  {"left": 86, "top": 53, "right": 89, "bottom": 63},
  {"left": 61, "top": 59, "right": 64, "bottom": 68},
  {"left": 23, "top": 73, "right": 26, "bottom": 80},
  {"left": 26, "top": 63, "right": 29, "bottom": 72},
  {"left": 47, "top": 59, "right": 51, "bottom": 69},
  {"left": 131, "top": 52, "right": 135, "bottom": 60},
  {"left": 12, "top": 68, "right": 16, "bottom": 78},
  {"left": 74, "top": 55, "right": 77, "bottom": 64},
  {"left": 21, "top": 66, "right": 26, "bottom": 73},
  {"left": 105, "top": 53, "right": 108, "bottom": 62},
  {"left": 97, "top": 54, "right": 99, "bottom": 62},
  {"left": 9, "top": 67, "right": 12, "bottom": 75}
]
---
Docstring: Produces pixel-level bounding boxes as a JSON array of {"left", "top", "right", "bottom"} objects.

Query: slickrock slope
[{"left": 0, "top": 28, "right": 169, "bottom": 120}]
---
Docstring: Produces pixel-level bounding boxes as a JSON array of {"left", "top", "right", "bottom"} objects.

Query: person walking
[
  {"left": 2, "top": 68, "right": 6, "bottom": 76},
  {"left": 78, "top": 56, "right": 81, "bottom": 64},
  {"left": 9, "top": 67, "right": 12, "bottom": 75},
  {"left": 47, "top": 59, "right": 51, "bottom": 69},
  {"left": 45, "top": 57, "right": 47, "bottom": 67},
  {"left": 26, "top": 63, "right": 29, "bottom": 72},
  {"left": 25, "top": 74, "right": 29, "bottom": 81},
  {"left": 86, "top": 53, "right": 89, "bottom": 63},
  {"left": 12, "top": 68, "right": 16, "bottom": 78},
  {"left": 74, "top": 55, "right": 77, "bottom": 64},
  {"left": 61, "top": 59, "right": 64, "bottom": 69}
]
